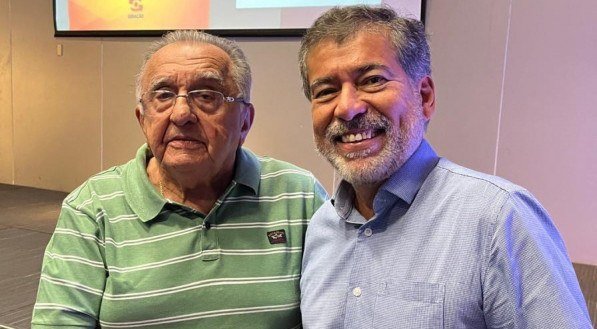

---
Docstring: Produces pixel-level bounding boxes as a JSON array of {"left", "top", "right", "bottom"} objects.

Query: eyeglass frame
[{"left": 139, "top": 89, "right": 250, "bottom": 114}]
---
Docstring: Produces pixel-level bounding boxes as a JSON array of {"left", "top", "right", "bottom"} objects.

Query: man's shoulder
[
  {"left": 244, "top": 150, "right": 327, "bottom": 201},
  {"left": 257, "top": 155, "right": 313, "bottom": 174},
  {"left": 64, "top": 159, "right": 134, "bottom": 206},
  {"left": 433, "top": 158, "right": 526, "bottom": 195},
  {"left": 250, "top": 152, "right": 318, "bottom": 182},
  {"left": 425, "top": 158, "right": 542, "bottom": 219},
  {"left": 309, "top": 198, "right": 335, "bottom": 220}
]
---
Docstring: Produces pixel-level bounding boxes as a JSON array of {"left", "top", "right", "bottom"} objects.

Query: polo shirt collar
[
  {"left": 123, "top": 145, "right": 261, "bottom": 222},
  {"left": 124, "top": 144, "right": 167, "bottom": 222},
  {"left": 333, "top": 139, "right": 439, "bottom": 219},
  {"left": 233, "top": 147, "right": 261, "bottom": 194}
]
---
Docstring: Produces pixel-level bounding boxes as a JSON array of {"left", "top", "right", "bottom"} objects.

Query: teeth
[{"left": 341, "top": 131, "right": 374, "bottom": 143}]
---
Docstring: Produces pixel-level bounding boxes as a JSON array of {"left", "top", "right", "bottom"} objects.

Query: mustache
[{"left": 325, "top": 113, "right": 390, "bottom": 140}]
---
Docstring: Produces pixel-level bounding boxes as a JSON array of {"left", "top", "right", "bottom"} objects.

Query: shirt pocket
[{"left": 373, "top": 281, "right": 444, "bottom": 328}]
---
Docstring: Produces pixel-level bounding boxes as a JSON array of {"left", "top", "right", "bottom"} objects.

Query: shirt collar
[
  {"left": 124, "top": 145, "right": 261, "bottom": 223},
  {"left": 232, "top": 147, "right": 261, "bottom": 194},
  {"left": 380, "top": 139, "right": 439, "bottom": 205},
  {"left": 123, "top": 144, "right": 167, "bottom": 222},
  {"left": 332, "top": 139, "right": 439, "bottom": 219}
]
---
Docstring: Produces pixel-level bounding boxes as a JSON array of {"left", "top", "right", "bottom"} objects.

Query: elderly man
[
  {"left": 32, "top": 30, "right": 327, "bottom": 328},
  {"left": 299, "top": 5, "right": 591, "bottom": 328}
]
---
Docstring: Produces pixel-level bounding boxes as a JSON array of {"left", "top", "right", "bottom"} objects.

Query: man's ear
[
  {"left": 135, "top": 105, "right": 146, "bottom": 132},
  {"left": 419, "top": 76, "right": 436, "bottom": 120},
  {"left": 239, "top": 103, "right": 255, "bottom": 146}
]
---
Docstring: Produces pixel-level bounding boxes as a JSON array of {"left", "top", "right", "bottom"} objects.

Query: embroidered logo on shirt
[{"left": 267, "top": 229, "right": 287, "bottom": 244}]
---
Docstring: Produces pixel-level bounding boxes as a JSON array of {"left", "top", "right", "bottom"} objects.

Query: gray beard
[{"left": 315, "top": 108, "right": 425, "bottom": 187}]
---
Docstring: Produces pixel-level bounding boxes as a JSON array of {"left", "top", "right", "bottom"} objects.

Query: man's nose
[
  {"left": 334, "top": 85, "right": 367, "bottom": 121},
  {"left": 170, "top": 95, "right": 198, "bottom": 125}
]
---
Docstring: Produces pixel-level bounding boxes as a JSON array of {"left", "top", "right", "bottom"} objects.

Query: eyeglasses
[{"left": 140, "top": 89, "right": 249, "bottom": 114}]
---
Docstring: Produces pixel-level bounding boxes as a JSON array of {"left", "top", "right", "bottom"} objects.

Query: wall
[
  {"left": 0, "top": 0, "right": 595, "bottom": 265},
  {"left": 0, "top": 0, "right": 12, "bottom": 184}
]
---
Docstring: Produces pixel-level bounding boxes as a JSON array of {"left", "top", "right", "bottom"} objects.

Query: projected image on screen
[{"left": 54, "top": 0, "right": 424, "bottom": 36}]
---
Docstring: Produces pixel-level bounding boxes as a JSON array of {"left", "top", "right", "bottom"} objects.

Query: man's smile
[{"left": 338, "top": 129, "right": 381, "bottom": 143}]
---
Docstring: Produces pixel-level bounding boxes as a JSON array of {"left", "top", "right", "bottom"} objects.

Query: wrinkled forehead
[{"left": 141, "top": 41, "right": 233, "bottom": 90}]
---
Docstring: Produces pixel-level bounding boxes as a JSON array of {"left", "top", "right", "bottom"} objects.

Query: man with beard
[{"left": 298, "top": 5, "right": 591, "bottom": 328}]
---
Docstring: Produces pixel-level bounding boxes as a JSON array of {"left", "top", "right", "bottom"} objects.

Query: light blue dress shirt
[{"left": 301, "top": 140, "right": 591, "bottom": 328}]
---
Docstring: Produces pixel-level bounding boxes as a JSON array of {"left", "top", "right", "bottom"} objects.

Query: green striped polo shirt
[{"left": 32, "top": 144, "right": 328, "bottom": 328}]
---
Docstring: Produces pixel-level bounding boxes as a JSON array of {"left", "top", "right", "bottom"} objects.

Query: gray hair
[
  {"left": 298, "top": 5, "right": 431, "bottom": 100},
  {"left": 135, "top": 30, "right": 252, "bottom": 105}
]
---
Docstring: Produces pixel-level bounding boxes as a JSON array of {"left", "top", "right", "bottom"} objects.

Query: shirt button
[
  {"left": 352, "top": 287, "right": 362, "bottom": 297},
  {"left": 364, "top": 228, "right": 373, "bottom": 237}
]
